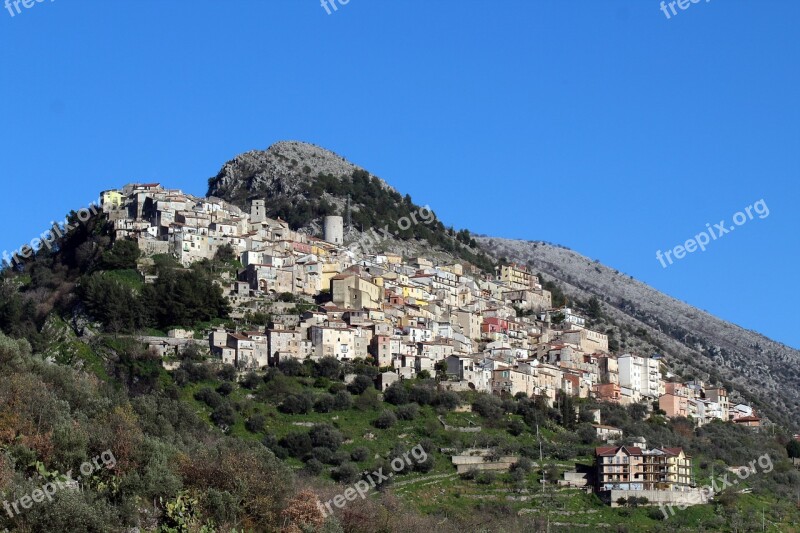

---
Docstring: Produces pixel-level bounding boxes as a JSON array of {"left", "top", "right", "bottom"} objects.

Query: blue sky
[{"left": 0, "top": 1, "right": 797, "bottom": 348}]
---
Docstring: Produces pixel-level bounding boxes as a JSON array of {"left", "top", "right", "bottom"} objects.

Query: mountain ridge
[{"left": 478, "top": 236, "right": 800, "bottom": 428}]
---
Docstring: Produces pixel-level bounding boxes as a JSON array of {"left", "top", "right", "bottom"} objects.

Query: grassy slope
[{"left": 174, "top": 369, "right": 800, "bottom": 532}]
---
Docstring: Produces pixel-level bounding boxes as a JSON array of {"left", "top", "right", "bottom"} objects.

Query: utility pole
[{"left": 345, "top": 195, "right": 351, "bottom": 231}]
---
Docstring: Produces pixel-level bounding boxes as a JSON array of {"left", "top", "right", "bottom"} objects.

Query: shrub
[
  {"left": 314, "top": 393, "right": 335, "bottom": 413},
  {"left": 217, "top": 364, "right": 236, "bottom": 382},
  {"left": 383, "top": 383, "right": 409, "bottom": 405},
  {"left": 347, "top": 375, "right": 374, "bottom": 395},
  {"left": 433, "top": 391, "right": 460, "bottom": 410},
  {"left": 315, "top": 357, "right": 341, "bottom": 379},
  {"left": 331, "top": 462, "right": 361, "bottom": 484},
  {"left": 350, "top": 447, "right": 370, "bottom": 462},
  {"left": 460, "top": 468, "right": 478, "bottom": 480},
  {"left": 279, "top": 393, "right": 314, "bottom": 415},
  {"left": 245, "top": 414, "right": 266, "bottom": 433},
  {"left": 211, "top": 403, "right": 236, "bottom": 427},
  {"left": 408, "top": 386, "right": 434, "bottom": 405},
  {"left": 354, "top": 389, "right": 381, "bottom": 411},
  {"left": 194, "top": 387, "right": 223, "bottom": 409},
  {"left": 473, "top": 394, "right": 504, "bottom": 419},
  {"left": 278, "top": 358, "right": 305, "bottom": 377},
  {"left": 476, "top": 471, "right": 496, "bottom": 485},
  {"left": 310, "top": 447, "right": 334, "bottom": 464},
  {"left": 262, "top": 434, "right": 288, "bottom": 459},
  {"left": 787, "top": 440, "right": 800, "bottom": 459},
  {"left": 511, "top": 457, "right": 533, "bottom": 474},
  {"left": 373, "top": 410, "right": 397, "bottom": 429},
  {"left": 414, "top": 454, "right": 435, "bottom": 473},
  {"left": 280, "top": 432, "right": 313, "bottom": 458},
  {"left": 242, "top": 371, "right": 261, "bottom": 390},
  {"left": 302, "top": 458, "right": 324, "bottom": 477},
  {"left": 309, "top": 425, "right": 343, "bottom": 451},
  {"left": 507, "top": 419, "right": 526, "bottom": 436},
  {"left": 217, "top": 381, "right": 234, "bottom": 396},
  {"left": 333, "top": 390, "right": 352, "bottom": 410},
  {"left": 396, "top": 404, "right": 419, "bottom": 421}
]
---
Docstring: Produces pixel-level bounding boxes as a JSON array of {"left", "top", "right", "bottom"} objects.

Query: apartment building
[{"left": 596, "top": 445, "right": 693, "bottom": 492}]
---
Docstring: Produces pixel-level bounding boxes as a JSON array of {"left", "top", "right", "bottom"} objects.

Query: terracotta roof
[{"left": 595, "top": 445, "right": 644, "bottom": 457}]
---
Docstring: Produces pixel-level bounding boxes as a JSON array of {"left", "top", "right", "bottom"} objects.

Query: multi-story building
[
  {"left": 497, "top": 263, "right": 535, "bottom": 290},
  {"left": 595, "top": 445, "right": 693, "bottom": 492}
]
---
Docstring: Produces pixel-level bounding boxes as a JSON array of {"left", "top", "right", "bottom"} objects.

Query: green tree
[
  {"left": 787, "top": 440, "right": 800, "bottom": 459},
  {"left": 101, "top": 239, "right": 141, "bottom": 270}
]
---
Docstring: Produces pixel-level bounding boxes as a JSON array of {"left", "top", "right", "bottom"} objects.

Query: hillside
[
  {"left": 477, "top": 237, "right": 800, "bottom": 430},
  {"left": 206, "top": 141, "right": 495, "bottom": 271},
  {"left": 1, "top": 142, "right": 799, "bottom": 531}
]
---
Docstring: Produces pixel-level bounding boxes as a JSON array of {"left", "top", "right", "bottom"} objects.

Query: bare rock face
[
  {"left": 478, "top": 236, "right": 800, "bottom": 429},
  {"left": 207, "top": 141, "right": 392, "bottom": 205}
]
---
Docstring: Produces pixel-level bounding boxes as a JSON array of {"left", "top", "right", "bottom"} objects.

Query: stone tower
[
  {"left": 251, "top": 199, "right": 266, "bottom": 223},
  {"left": 324, "top": 215, "right": 344, "bottom": 245}
]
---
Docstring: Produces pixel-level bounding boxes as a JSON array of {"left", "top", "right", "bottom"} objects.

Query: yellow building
[
  {"left": 101, "top": 189, "right": 124, "bottom": 209},
  {"left": 498, "top": 263, "right": 534, "bottom": 290}
]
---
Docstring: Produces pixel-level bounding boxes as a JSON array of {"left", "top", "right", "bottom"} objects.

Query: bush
[
  {"left": 278, "top": 358, "right": 305, "bottom": 377},
  {"left": 333, "top": 390, "right": 352, "bottom": 410},
  {"left": 396, "top": 403, "right": 419, "bottom": 421},
  {"left": 218, "top": 364, "right": 236, "bottom": 381},
  {"left": 433, "top": 391, "right": 460, "bottom": 411},
  {"left": 350, "top": 447, "right": 370, "bottom": 462},
  {"left": 577, "top": 423, "right": 597, "bottom": 444},
  {"left": 331, "top": 462, "right": 361, "bottom": 484},
  {"left": 347, "top": 375, "right": 374, "bottom": 395},
  {"left": 314, "top": 393, "right": 335, "bottom": 413},
  {"left": 373, "top": 410, "right": 397, "bottom": 429},
  {"left": 315, "top": 357, "right": 341, "bottom": 379},
  {"left": 280, "top": 432, "right": 313, "bottom": 458},
  {"left": 476, "top": 471, "right": 496, "bottom": 485},
  {"left": 242, "top": 371, "right": 261, "bottom": 390},
  {"left": 409, "top": 386, "right": 434, "bottom": 405},
  {"left": 194, "top": 387, "right": 223, "bottom": 409},
  {"left": 473, "top": 394, "right": 504, "bottom": 419},
  {"left": 511, "top": 457, "right": 533, "bottom": 474},
  {"left": 303, "top": 458, "right": 324, "bottom": 477},
  {"left": 787, "top": 440, "right": 800, "bottom": 459},
  {"left": 507, "top": 419, "right": 526, "bottom": 436},
  {"left": 310, "top": 447, "right": 334, "bottom": 464},
  {"left": 414, "top": 454, "right": 435, "bottom": 473},
  {"left": 245, "top": 414, "right": 266, "bottom": 433},
  {"left": 354, "top": 389, "right": 381, "bottom": 411},
  {"left": 279, "top": 393, "right": 314, "bottom": 415},
  {"left": 309, "top": 424, "right": 343, "bottom": 451},
  {"left": 460, "top": 468, "right": 478, "bottom": 480},
  {"left": 101, "top": 239, "right": 141, "bottom": 270},
  {"left": 217, "top": 381, "right": 234, "bottom": 396},
  {"left": 383, "top": 383, "right": 409, "bottom": 405},
  {"left": 262, "top": 434, "right": 288, "bottom": 459},
  {"left": 211, "top": 403, "right": 237, "bottom": 427}
]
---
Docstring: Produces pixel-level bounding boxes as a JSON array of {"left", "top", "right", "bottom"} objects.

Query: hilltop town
[{"left": 98, "top": 182, "right": 770, "bottom": 508}]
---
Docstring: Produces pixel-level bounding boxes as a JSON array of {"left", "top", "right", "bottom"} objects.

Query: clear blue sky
[{"left": 1, "top": 1, "right": 797, "bottom": 348}]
